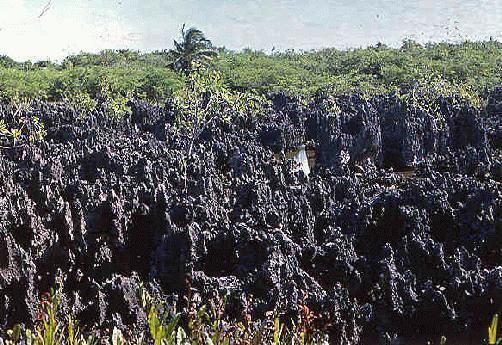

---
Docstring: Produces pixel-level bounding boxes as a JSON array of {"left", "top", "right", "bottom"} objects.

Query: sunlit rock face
[{"left": 0, "top": 90, "right": 500, "bottom": 344}]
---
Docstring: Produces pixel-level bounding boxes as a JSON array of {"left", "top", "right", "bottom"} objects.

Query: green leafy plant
[
  {"left": 273, "top": 316, "right": 285, "bottom": 345},
  {"left": 0, "top": 40, "right": 500, "bottom": 102},
  {"left": 488, "top": 314, "right": 500, "bottom": 345},
  {"left": 173, "top": 66, "right": 267, "bottom": 191},
  {"left": 0, "top": 117, "right": 46, "bottom": 146},
  {"left": 33, "top": 285, "right": 64, "bottom": 345},
  {"left": 3, "top": 324, "right": 23, "bottom": 345},
  {"left": 29, "top": 117, "right": 47, "bottom": 142},
  {"left": 147, "top": 304, "right": 187, "bottom": 345},
  {"left": 111, "top": 327, "right": 125, "bottom": 345},
  {"left": 0, "top": 119, "right": 7, "bottom": 134},
  {"left": 66, "top": 316, "right": 98, "bottom": 345},
  {"left": 98, "top": 76, "right": 132, "bottom": 118},
  {"left": 51, "top": 70, "right": 97, "bottom": 115},
  {"left": 138, "top": 282, "right": 154, "bottom": 311},
  {"left": 0, "top": 97, "right": 46, "bottom": 146},
  {"left": 0, "top": 121, "right": 22, "bottom": 145},
  {"left": 66, "top": 90, "right": 97, "bottom": 116},
  {"left": 2, "top": 282, "right": 332, "bottom": 344}
]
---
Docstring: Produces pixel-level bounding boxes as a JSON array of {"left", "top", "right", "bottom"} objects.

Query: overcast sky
[{"left": 0, "top": 0, "right": 501, "bottom": 61}]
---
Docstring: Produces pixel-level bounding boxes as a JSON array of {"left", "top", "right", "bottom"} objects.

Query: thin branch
[{"left": 38, "top": 0, "right": 52, "bottom": 18}]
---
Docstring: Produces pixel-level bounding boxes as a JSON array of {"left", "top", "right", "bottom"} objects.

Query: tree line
[{"left": 0, "top": 26, "right": 500, "bottom": 102}]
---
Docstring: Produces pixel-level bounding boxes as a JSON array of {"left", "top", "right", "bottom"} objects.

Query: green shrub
[
  {"left": 0, "top": 41, "right": 499, "bottom": 109},
  {"left": 0, "top": 99, "right": 46, "bottom": 146}
]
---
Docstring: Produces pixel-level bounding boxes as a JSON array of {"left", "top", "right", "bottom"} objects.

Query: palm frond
[
  {"left": 169, "top": 24, "right": 218, "bottom": 73},
  {"left": 173, "top": 40, "right": 184, "bottom": 52}
]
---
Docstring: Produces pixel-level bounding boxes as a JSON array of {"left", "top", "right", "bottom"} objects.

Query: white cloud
[{"left": 0, "top": 0, "right": 133, "bottom": 61}]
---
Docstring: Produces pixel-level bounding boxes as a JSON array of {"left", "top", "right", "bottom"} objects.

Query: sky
[{"left": 0, "top": 0, "right": 501, "bottom": 61}]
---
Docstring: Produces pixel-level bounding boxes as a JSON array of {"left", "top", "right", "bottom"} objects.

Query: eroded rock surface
[{"left": 0, "top": 91, "right": 500, "bottom": 344}]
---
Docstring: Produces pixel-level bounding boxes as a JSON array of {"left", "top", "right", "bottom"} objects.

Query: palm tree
[{"left": 169, "top": 24, "right": 217, "bottom": 73}]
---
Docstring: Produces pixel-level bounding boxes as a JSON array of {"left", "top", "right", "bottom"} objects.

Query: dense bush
[
  {"left": 214, "top": 40, "right": 501, "bottom": 96},
  {"left": 0, "top": 65, "right": 183, "bottom": 104},
  {"left": 0, "top": 40, "right": 500, "bottom": 104}
]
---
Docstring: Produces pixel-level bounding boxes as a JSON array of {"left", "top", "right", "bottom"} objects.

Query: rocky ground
[{"left": 0, "top": 88, "right": 500, "bottom": 344}]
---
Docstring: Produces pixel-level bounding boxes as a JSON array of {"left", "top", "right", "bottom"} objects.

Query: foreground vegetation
[
  {"left": 1, "top": 285, "right": 498, "bottom": 345},
  {"left": 0, "top": 285, "right": 331, "bottom": 345}
]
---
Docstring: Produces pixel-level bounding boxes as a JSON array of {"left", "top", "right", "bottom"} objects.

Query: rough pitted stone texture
[{"left": 0, "top": 89, "right": 500, "bottom": 344}]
